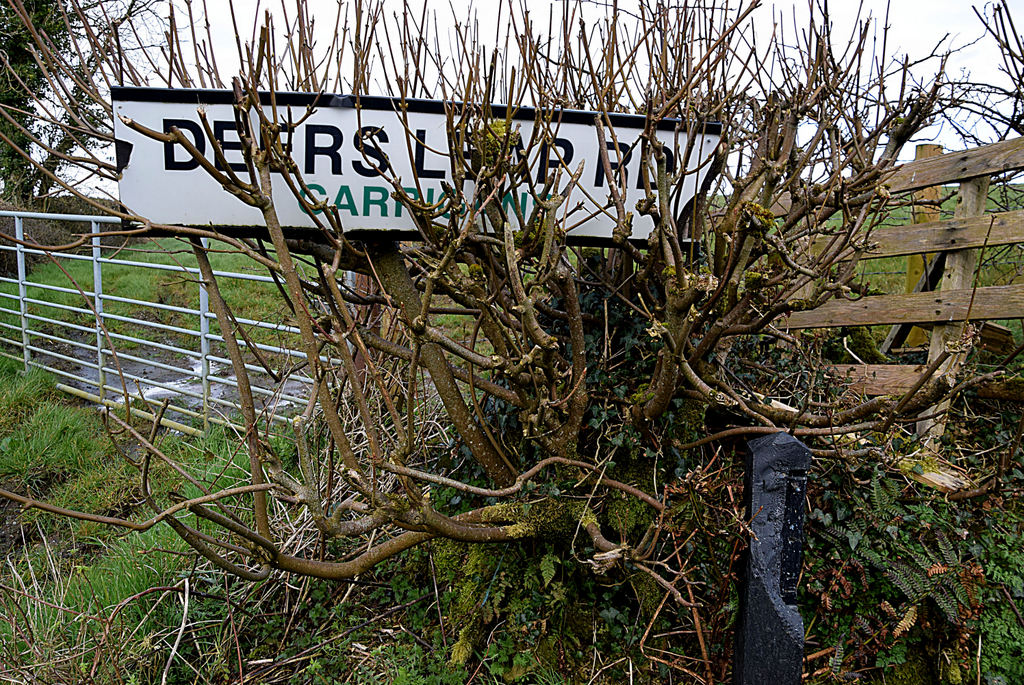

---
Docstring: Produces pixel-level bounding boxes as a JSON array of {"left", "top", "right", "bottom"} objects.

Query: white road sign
[{"left": 112, "top": 87, "right": 721, "bottom": 243}]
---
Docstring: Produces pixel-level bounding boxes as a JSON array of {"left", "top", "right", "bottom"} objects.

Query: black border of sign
[
  {"left": 137, "top": 223, "right": 704, "bottom": 252},
  {"left": 110, "top": 86, "right": 723, "bottom": 135}
]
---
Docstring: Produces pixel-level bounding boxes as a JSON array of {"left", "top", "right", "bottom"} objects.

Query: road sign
[{"left": 112, "top": 86, "right": 721, "bottom": 243}]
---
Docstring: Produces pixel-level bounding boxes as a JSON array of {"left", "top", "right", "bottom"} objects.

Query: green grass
[
  {"left": 851, "top": 248, "right": 1024, "bottom": 350},
  {"left": 815, "top": 185, "right": 1024, "bottom": 350},
  {"left": 0, "top": 364, "right": 55, "bottom": 432},
  {"left": 854, "top": 183, "right": 1024, "bottom": 290},
  {"left": 0, "top": 352, "right": 482, "bottom": 684},
  {"left": 0, "top": 186, "right": 1021, "bottom": 685},
  {"left": 0, "top": 359, "right": 135, "bottom": 528},
  {"left": 0, "top": 356, "right": 280, "bottom": 682},
  {"left": 0, "top": 357, "right": 191, "bottom": 680},
  {"left": 0, "top": 350, "right": 253, "bottom": 551}
]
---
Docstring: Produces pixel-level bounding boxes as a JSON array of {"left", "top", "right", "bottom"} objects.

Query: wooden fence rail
[
  {"left": 855, "top": 209, "right": 1024, "bottom": 259},
  {"left": 787, "top": 284, "right": 1024, "bottom": 329},
  {"left": 880, "top": 137, "right": 1024, "bottom": 195},
  {"left": 783, "top": 137, "right": 1024, "bottom": 441}
]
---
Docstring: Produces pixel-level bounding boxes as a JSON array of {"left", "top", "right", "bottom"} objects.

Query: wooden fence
[{"left": 783, "top": 137, "right": 1024, "bottom": 439}]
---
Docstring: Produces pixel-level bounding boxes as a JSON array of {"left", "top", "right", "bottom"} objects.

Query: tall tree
[
  {"left": 0, "top": 0, "right": 71, "bottom": 203},
  {"left": 0, "top": 0, "right": 155, "bottom": 204}
]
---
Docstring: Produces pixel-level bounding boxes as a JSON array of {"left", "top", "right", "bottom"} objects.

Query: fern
[
  {"left": 894, "top": 605, "right": 917, "bottom": 637},
  {"left": 821, "top": 470, "right": 978, "bottom": 630},
  {"left": 868, "top": 473, "right": 900, "bottom": 523},
  {"left": 931, "top": 585, "right": 961, "bottom": 623},
  {"left": 887, "top": 560, "right": 930, "bottom": 602},
  {"left": 936, "top": 530, "right": 957, "bottom": 567},
  {"left": 948, "top": 572, "right": 972, "bottom": 609},
  {"left": 830, "top": 641, "right": 845, "bottom": 676}
]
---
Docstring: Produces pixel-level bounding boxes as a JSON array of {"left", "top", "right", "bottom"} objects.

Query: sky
[
  {"left": 104, "top": 0, "right": 1021, "bottom": 171},
  {"left": 189, "top": 0, "right": 1010, "bottom": 152},
  {"left": 769, "top": 0, "right": 1006, "bottom": 87},
  {"left": 774, "top": 0, "right": 1000, "bottom": 71},
  {"left": 764, "top": 0, "right": 1009, "bottom": 149},
  {"left": 196, "top": 0, "right": 1005, "bottom": 81}
]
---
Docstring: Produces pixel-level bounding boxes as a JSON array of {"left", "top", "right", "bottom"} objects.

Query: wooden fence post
[
  {"left": 888, "top": 142, "right": 942, "bottom": 350},
  {"left": 903, "top": 144, "right": 944, "bottom": 348},
  {"left": 351, "top": 271, "right": 379, "bottom": 380},
  {"left": 916, "top": 175, "right": 991, "bottom": 440}
]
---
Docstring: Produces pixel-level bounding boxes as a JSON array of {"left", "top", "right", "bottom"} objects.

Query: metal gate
[{"left": 0, "top": 209, "right": 314, "bottom": 434}]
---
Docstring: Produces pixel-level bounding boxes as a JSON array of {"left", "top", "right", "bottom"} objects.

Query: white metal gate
[{"left": 0, "top": 209, "right": 314, "bottom": 434}]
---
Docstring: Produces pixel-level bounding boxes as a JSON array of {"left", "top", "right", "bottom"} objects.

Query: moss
[
  {"left": 460, "top": 548, "right": 494, "bottom": 614},
  {"left": 606, "top": 490, "right": 654, "bottom": 541},
  {"left": 867, "top": 655, "right": 937, "bottom": 684},
  {"left": 530, "top": 636, "right": 558, "bottom": 671},
  {"left": 629, "top": 382, "right": 655, "bottom": 406},
  {"left": 449, "top": 618, "right": 480, "bottom": 666},
  {"left": 431, "top": 540, "right": 496, "bottom": 665},
  {"left": 628, "top": 570, "right": 663, "bottom": 618},
  {"left": 789, "top": 298, "right": 815, "bottom": 312},
  {"left": 467, "top": 263, "right": 485, "bottom": 281},
  {"left": 435, "top": 495, "right": 665, "bottom": 676},
  {"left": 600, "top": 450, "right": 660, "bottom": 543},
  {"left": 864, "top": 642, "right": 969, "bottom": 684},
  {"left": 431, "top": 537, "right": 467, "bottom": 581},
  {"left": 435, "top": 498, "right": 605, "bottom": 666},
  {"left": 482, "top": 499, "right": 598, "bottom": 541},
  {"left": 743, "top": 270, "right": 769, "bottom": 290},
  {"left": 941, "top": 660, "right": 963, "bottom": 685},
  {"left": 433, "top": 541, "right": 498, "bottom": 615},
  {"left": 471, "top": 119, "right": 521, "bottom": 170},
  {"left": 841, "top": 326, "right": 888, "bottom": 364},
  {"left": 987, "top": 375, "right": 1024, "bottom": 395},
  {"left": 513, "top": 218, "right": 541, "bottom": 250},
  {"left": 742, "top": 200, "right": 777, "bottom": 233},
  {"left": 563, "top": 603, "right": 594, "bottom": 647},
  {"left": 673, "top": 398, "right": 707, "bottom": 445},
  {"left": 896, "top": 451, "right": 944, "bottom": 477}
]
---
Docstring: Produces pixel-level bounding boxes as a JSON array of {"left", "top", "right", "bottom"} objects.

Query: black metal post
[{"left": 734, "top": 432, "right": 811, "bottom": 685}]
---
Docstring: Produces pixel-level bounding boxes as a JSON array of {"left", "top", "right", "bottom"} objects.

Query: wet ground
[{"left": 19, "top": 329, "right": 312, "bottom": 425}]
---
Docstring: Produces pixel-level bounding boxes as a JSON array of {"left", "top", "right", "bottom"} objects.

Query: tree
[
  {"left": 0, "top": 0, "right": 157, "bottom": 204},
  {"left": 0, "top": 0, "right": 974, "bottom": 678},
  {"left": 0, "top": 0, "right": 70, "bottom": 201}
]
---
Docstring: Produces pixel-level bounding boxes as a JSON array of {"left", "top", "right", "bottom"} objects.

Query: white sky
[
  {"left": 775, "top": 0, "right": 998, "bottom": 71},
  {"left": 197, "top": 0, "right": 1004, "bottom": 80},
  {"left": 190, "top": 1, "right": 1009, "bottom": 150},
  {"left": 767, "top": 0, "right": 1009, "bottom": 150}
]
